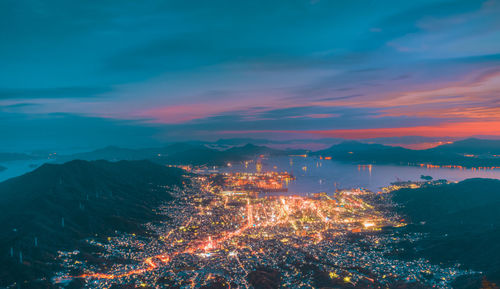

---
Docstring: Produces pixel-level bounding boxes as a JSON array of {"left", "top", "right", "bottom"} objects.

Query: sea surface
[
  {"left": 0, "top": 160, "right": 50, "bottom": 182},
  {"left": 2, "top": 156, "right": 500, "bottom": 193},
  {"left": 222, "top": 156, "right": 500, "bottom": 194}
]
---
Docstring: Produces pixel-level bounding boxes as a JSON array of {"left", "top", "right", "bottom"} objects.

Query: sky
[{"left": 1, "top": 0, "right": 500, "bottom": 151}]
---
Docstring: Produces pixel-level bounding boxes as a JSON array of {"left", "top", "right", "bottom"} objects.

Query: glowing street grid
[{"left": 54, "top": 172, "right": 475, "bottom": 288}]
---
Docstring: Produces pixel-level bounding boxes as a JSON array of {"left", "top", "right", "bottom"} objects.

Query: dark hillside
[
  {"left": 0, "top": 160, "right": 186, "bottom": 287},
  {"left": 393, "top": 178, "right": 500, "bottom": 285}
]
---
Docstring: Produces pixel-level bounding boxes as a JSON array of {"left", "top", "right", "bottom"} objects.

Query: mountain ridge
[
  {"left": 4, "top": 138, "right": 498, "bottom": 169},
  {"left": 314, "top": 138, "right": 500, "bottom": 167}
]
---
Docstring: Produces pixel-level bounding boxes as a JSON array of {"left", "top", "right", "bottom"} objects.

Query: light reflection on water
[{"left": 223, "top": 156, "right": 500, "bottom": 193}]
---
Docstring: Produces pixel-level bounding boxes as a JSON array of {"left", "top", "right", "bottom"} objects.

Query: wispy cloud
[
  {"left": 0, "top": 86, "right": 111, "bottom": 100},
  {"left": 1, "top": 0, "right": 499, "bottom": 147}
]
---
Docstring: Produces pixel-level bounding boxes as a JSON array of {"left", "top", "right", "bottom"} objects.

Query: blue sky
[{"left": 1, "top": 0, "right": 500, "bottom": 151}]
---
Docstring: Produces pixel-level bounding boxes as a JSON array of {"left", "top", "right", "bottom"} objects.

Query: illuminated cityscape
[{"left": 53, "top": 167, "right": 474, "bottom": 288}]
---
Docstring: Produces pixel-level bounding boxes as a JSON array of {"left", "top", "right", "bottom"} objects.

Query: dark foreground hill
[
  {"left": 0, "top": 160, "right": 186, "bottom": 288},
  {"left": 393, "top": 178, "right": 500, "bottom": 286}
]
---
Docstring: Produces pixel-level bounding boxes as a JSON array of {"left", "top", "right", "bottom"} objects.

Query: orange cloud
[
  {"left": 219, "top": 121, "right": 500, "bottom": 139},
  {"left": 301, "top": 121, "right": 500, "bottom": 139},
  {"left": 312, "top": 69, "right": 500, "bottom": 122}
]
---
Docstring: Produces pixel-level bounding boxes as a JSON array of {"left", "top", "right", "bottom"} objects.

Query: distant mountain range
[
  {"left": 314, "top": 138, "right": 500, "bottom": 167},
  {"left": 0, "top": 160, "right": 185, "bottom": 288},
  {"left": 427, "top": 138, "right": 500, "bottom": 155},
  {"left": 53, "top": 143, "right": 200, "bottom": 162},
  {"left": 2, "top": 138, "right": 499, "bottom": 169},
  {"left": 60, "top": 138, "right": 500, "bottom": 168},
  {"left": 393, "top": 178, "right": 500, "bottom": 286},
  {"left": 55, "top": 143, "right": 299, "bottom": 166},
  {"left": 214, "top": 136, "right": 459, "bottom": 149}
]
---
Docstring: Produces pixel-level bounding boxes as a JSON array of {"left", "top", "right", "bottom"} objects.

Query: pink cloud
[{"left": 218, "top": 120, "right": 500, "bottom": 139}]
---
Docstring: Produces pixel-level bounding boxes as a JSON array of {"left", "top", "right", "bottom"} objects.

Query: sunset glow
[{"left": 1, "top": 0, "right": 500, "bottom": 150}]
